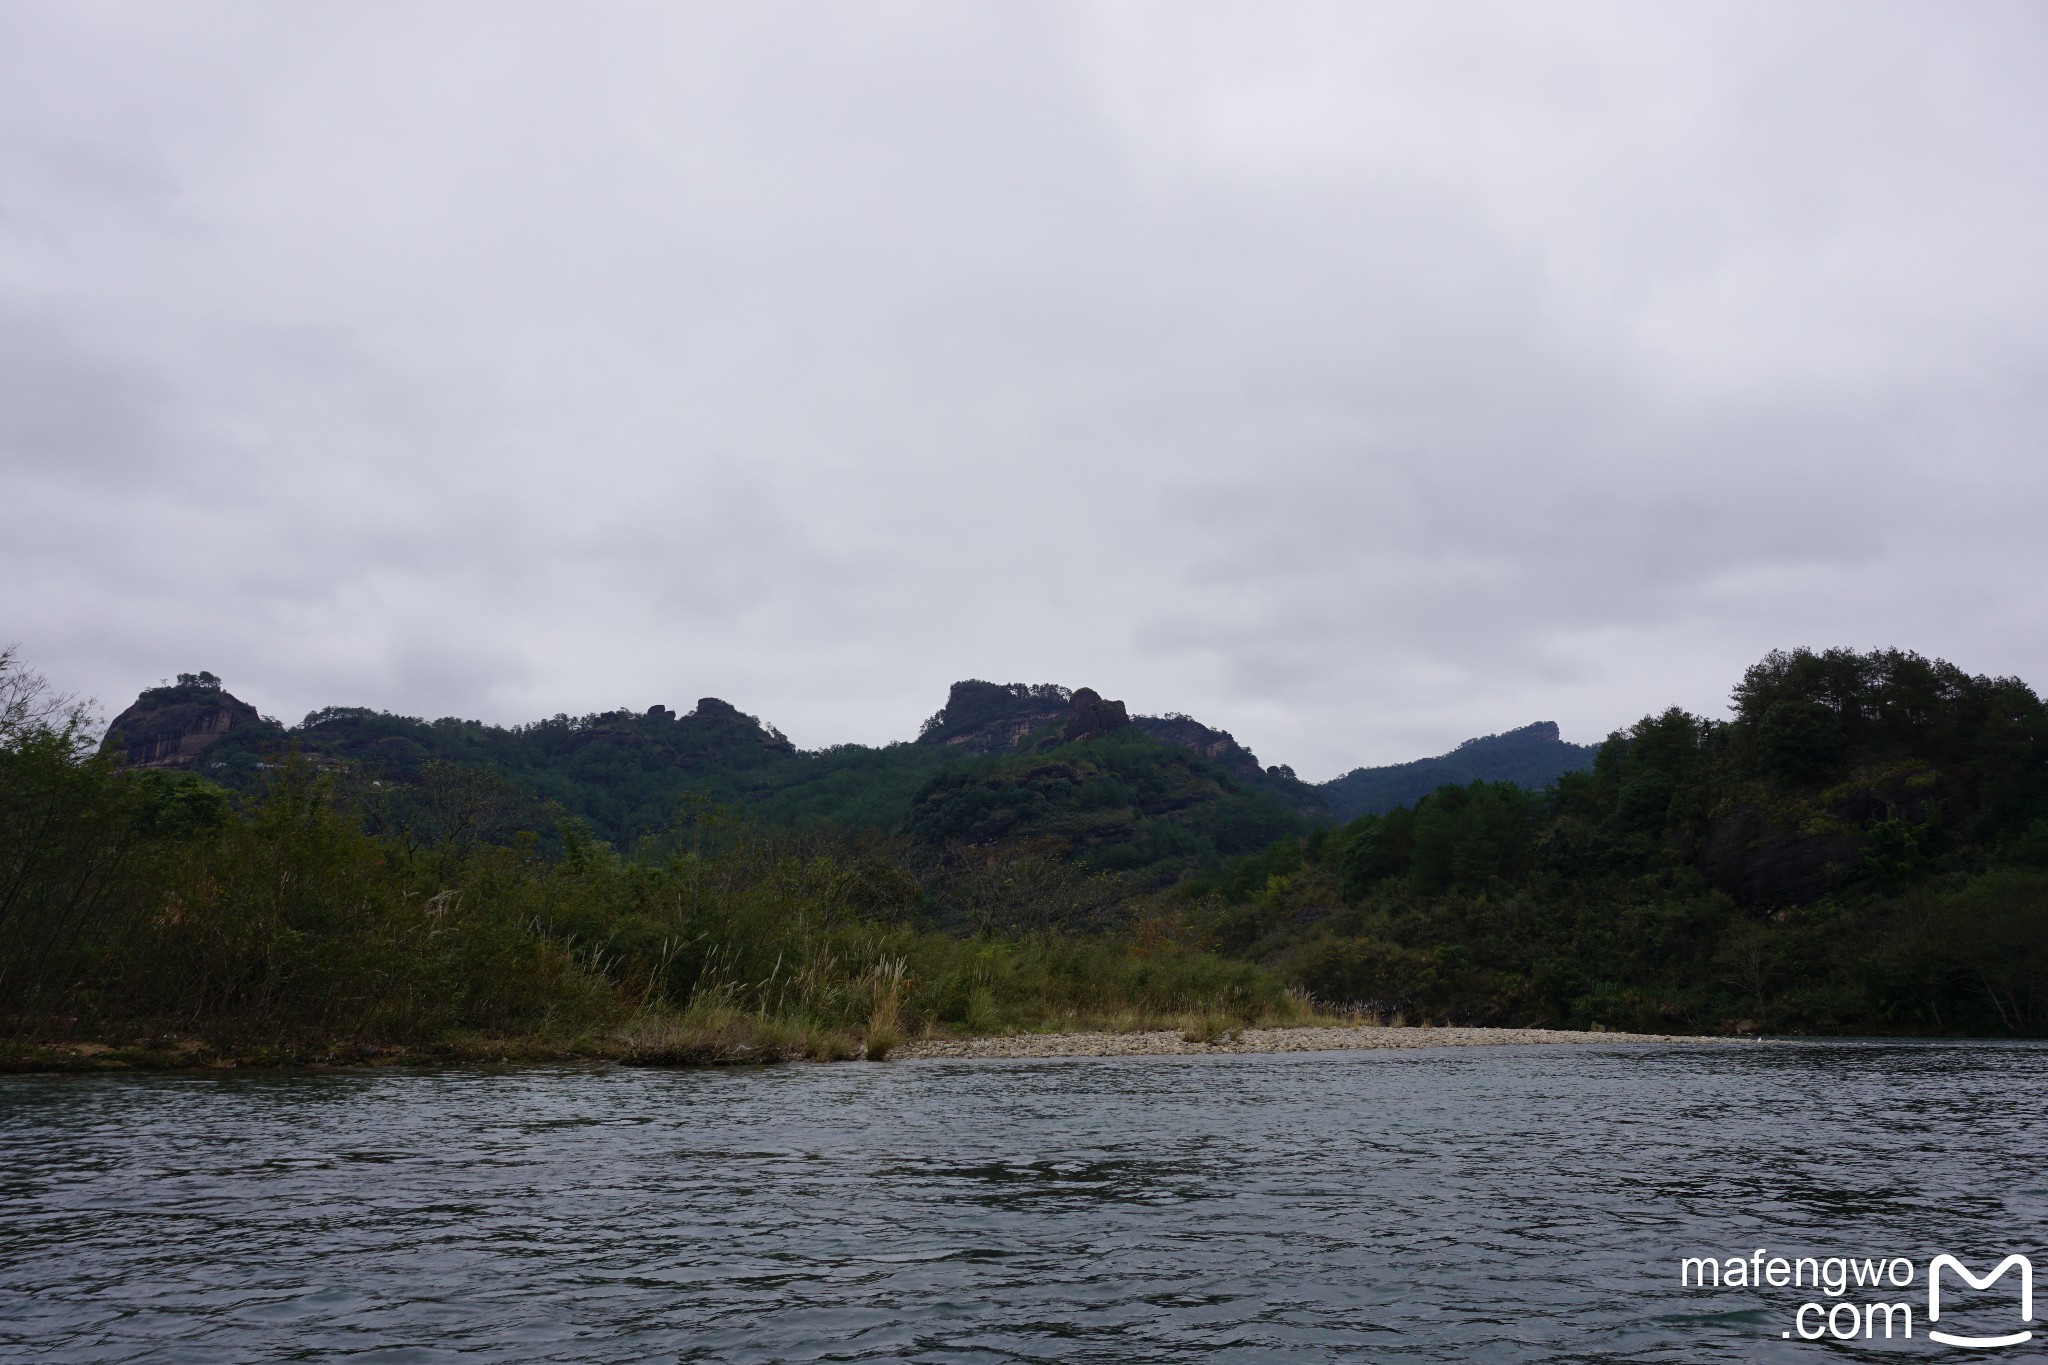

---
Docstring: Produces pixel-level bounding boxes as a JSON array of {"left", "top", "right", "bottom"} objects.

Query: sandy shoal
[{"left": 894, "top": 1024, "right": 1740, "bottom": 1060}]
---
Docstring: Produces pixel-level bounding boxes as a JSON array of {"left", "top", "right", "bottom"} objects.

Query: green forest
[
  {"left": 3, "top": 644, "right": 2044, "bottom": 1068},
  {"left": 1200, "top": 648, "right": 2048, "bottom": 1037}
]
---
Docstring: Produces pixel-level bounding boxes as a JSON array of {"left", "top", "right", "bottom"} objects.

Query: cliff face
[
  {"left": 916, "top": 681, "right": 1073, "bottom": 754},
  {"left": 918, "top": 680, "right": 1264, "bottom": 760},
  {"left": 912, "top": 680, "right": 1327, "bottom": 815},
  {"left": 102, "top": 681, "right": 262, "bottom": 769}
]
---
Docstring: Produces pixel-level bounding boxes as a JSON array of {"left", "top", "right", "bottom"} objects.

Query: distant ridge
[
  {"left": 1317, "top": 721, "right": 1596, "bottom": 819},
  {"left": 95, "top": 673, "right": 1331, "bottom": 869},
  {"left": 96, "top": 668, "right": 1595, "bottom": 844}
]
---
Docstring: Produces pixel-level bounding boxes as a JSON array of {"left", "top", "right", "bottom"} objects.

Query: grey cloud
[
  {"left": 0, "top": 312, "right": 167, "bottom": 479},
  {"left": 2, "top": 3, "right": 2045, "bottom": 777}
]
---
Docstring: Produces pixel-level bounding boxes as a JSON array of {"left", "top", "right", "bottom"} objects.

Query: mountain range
[{"left": 100, "top": 673, "right": 1595, "bottom": 876}]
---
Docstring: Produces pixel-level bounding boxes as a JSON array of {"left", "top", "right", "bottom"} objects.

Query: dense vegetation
[
  {"left": 1198, "top": 649, "right": 2048, "bottom": 1036},
  {"left": 1, "top": 652, "right": 1294, "bottom": 1064},
  {"left": 9, "top": 643, "right": 2045, "bottom": 1065},
  {"left": 173, "top": 687, "right": 1318, "bottom": 879}
]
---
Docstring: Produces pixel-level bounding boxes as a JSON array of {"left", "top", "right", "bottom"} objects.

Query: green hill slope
[{"left": 1318, "top": 721, "right": 1596, "bottom": 818}]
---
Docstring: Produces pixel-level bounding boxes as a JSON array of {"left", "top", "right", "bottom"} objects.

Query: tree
[{"left": 0, "top": 645, "right": 94, "bottom": 752}]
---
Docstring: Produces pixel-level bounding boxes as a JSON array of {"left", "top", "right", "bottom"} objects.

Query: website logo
[
  {"left": 1928, "top": 1254, "right": 2033, "bottom": 1350},
  {"left": 1678, "top": 1249, "right": 2035, "bottom": 1347}
]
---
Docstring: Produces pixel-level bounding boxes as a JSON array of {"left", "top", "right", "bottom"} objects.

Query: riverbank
[
  {"left": 896, "top": 1023, "right": 1739, "bottom": 1059},
  {"left": 1, "top": 1021, "right": 1742, "bottom": 1072}
]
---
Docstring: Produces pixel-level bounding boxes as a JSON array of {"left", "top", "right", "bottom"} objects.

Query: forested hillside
[
  {"left": 29, "top": 644, "right": 2046, "bottom": 1055},
  {"left": 99, "top": 675, "right": 1321, "bottom": 881},
  {"left": 1202, "top": 648, "right": 2048, "bottom": 1036}
]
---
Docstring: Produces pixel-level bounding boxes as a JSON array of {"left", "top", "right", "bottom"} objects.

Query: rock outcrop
[
  {"left": 1132, "top": 713, "right": 1267, "bottom": 784},
  {"left": 914, "top": 681, "right": 1324, "bottom": 813},
  {"left": 102, "top": 675, "right": 262, "bottom": 769},
  {"left": 916, "top": 680, "right": 1144, "bottom": 752},
  {"left": 916, "top": 681, "right": 1073, "bottom": 754},
  {"left": 1063, "top": 688, "right": 1130, "bottom": 743}
]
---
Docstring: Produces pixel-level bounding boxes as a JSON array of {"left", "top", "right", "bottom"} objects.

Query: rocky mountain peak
[{"left": 102, "top": 676, "right": 262, "bottom": 769}]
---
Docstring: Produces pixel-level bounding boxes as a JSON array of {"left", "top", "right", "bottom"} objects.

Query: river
[{"left": 4, "top": 1040, "right": 2043, "bottom": 1361}]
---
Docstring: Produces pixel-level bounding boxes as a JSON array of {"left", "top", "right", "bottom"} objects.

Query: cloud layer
[{"left": 4, "top": 2, "right": 2045, "bottom": 777}]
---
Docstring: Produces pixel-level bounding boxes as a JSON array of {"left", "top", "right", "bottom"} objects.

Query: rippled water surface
[{"left": 4, "top": 1041, "right": 2045, "bottom": 1362}]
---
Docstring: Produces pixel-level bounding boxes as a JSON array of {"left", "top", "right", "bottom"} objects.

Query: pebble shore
[{"left": 895, "top": 1024, "right": 1736, "bottom": 1060}]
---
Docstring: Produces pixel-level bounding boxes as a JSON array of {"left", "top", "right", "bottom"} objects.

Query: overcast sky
[{"left": 4, "top": 3, "right": 2046, "bottom": 779}]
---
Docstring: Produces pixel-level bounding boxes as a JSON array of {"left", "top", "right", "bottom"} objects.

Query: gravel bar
[{"left": 895, "top": 1025, "right": 1739, "bottom": 1060}]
